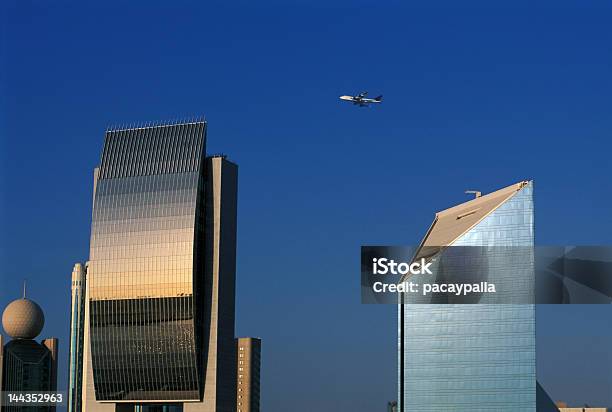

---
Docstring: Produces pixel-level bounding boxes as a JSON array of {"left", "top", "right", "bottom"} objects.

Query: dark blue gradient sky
[{"left": 1, "top": 1, "right": 611, "bottom": 410}]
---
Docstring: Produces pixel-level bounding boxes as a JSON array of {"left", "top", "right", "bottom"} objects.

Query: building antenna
[
  {"left": 465, "top": 190, "right": 482, "bottom": 199},
  {"left": 23, "top": 279, "right": 27, "bottom": 299}
]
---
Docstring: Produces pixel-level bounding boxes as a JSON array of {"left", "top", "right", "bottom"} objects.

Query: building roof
[
  {"left": 99, "top": 120, "right": 207, "bottom": 180},
  {"left": 414, "top": 181, "right": 530, "bottom": 260}
]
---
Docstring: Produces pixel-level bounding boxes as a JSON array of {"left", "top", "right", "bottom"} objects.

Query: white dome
[{"left": 2, "top": 298, "right": 45, "bottom": 339}]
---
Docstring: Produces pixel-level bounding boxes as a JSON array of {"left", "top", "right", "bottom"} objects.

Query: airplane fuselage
[{"left": 339, "top": 94, "right": 383, "bottom": 107}]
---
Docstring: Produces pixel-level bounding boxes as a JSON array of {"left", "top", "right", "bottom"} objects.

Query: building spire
[{"left": 23, "top": 279, "right": 27, "bottom": 299}]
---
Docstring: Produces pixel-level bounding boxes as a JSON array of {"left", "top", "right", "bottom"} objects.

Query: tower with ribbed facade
[{"left": 81, "top": 120, "right": 237, "bottom": 412}]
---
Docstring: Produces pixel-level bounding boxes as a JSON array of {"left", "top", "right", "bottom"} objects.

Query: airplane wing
[{"left": 358, "top": 91, "right": 368, "bottom": 98}]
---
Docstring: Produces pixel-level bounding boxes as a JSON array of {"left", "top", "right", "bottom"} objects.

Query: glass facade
[
  {"left": 400, "top": 182, "right": 536, "bottom": 411},
  {"left": 88, "top": 122, "right": 207, "bottom": 401}
]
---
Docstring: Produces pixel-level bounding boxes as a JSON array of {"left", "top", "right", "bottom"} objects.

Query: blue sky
[{"left": 1, "top": 1, "right": 611, "bottom": 410}]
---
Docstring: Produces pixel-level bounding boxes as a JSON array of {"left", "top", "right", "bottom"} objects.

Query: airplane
[{"left": 339, "top": 91, "right": 383, "bottom": 107}]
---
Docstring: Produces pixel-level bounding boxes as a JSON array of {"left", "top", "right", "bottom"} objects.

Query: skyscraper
[
  {"left": 399, "top": 181, "right": 544, "bottom": 411},
  {"left": 236, "top": 337, "right": 261, "bottom": 412},
  {"left": 68, "top": 262, "right": 87, "bottom": 412},
  {"left": 1, "top": 293, "right": 58, "bottom": 412},
  {"left": 79, "top": 120, "right": 238, "bottom": 412}
]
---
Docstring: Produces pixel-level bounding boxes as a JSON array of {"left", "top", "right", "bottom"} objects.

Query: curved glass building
[{"left": 81, "top": 120, "right": 237, "bottom": 412}]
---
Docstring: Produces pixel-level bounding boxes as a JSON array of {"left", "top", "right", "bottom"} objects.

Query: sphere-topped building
[
  {"left": 1, "top": 289, "right": 58, "bottom": 412},
  {"left": 2, "top": 297, "right": 45, "bottom": 340}
]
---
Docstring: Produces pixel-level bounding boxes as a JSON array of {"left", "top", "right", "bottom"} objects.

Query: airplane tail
[{"left": 374, "top": 95, "right": 383, "bottom": 101}]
